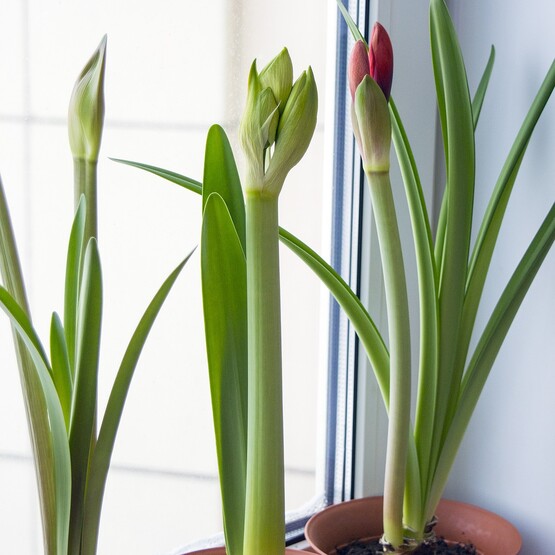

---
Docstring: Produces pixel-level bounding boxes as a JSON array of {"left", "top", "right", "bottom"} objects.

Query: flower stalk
[
  {"left": 243, "top": 192, "right": 285, "bottom": 555},
  {"left": 69, "top": 34, "right": 107, "bottom": 243},
  {"left": 368, "top": 172, "right": 411, "bottom": 550},
  {"left": 239, "top": 49, "right": 317, "bottom": 554},
  {"left": 350, "top": 25, "right": 412, "bottom": 550}
]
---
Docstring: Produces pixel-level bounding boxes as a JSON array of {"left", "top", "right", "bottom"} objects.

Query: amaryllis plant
[
  {"left": 0, "top": 38, "right": 191, "bottom": 555},
  {"left": 333, "top": 0, "right": 555, "bottom": 551},
  {"left": 117, "top": 49, "right": 319, "bottom": 555}
]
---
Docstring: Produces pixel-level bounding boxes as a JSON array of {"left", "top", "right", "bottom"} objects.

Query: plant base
[
  {"left": 336, "top": 537, "right": 477, "bottom": 554},
  {"left": 304, "top": 497, "right": 521, "bottom": 555}
]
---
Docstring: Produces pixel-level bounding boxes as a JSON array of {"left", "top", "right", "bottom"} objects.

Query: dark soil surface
[{"left": 336, "top": 537, "right": 478, "bottom": 555}]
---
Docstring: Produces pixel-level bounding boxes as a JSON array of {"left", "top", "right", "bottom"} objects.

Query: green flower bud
[
  {"left": 352, "top": 74, "right": 391, "bottom": 173},
  {"left": 240, "top": 52, "right": 318, "bottom": 197},
  {"left": 258, "top": 88, "right": 280, "bottom": 149},
  {"left": 68, "top": 35, "right": 107, "bottom": 162},
  {"left": 259, "top": 47, "right": 293, "bottom": 113},
  {"left": 240, "top": 61, "right": 279, "bottom": 187},
  {"left": 264, "top": 67, "right": 318, "bottom": 195}
]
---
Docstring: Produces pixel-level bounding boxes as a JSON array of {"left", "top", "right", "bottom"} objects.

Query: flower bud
[
  {"left": 240, "top": 61, "right": 279, "bottom": 186},
  {"left": 258, "top": 88, "right": 280, "bottom": 149},
  {"left": 240, "top": 51, "right": 318, "bottom": 198},
  {"left": 348, "top": 40, "right": 370, "bottom": 101},
  {"left": 347, "top": 23, "right": 393, "bottom": 103},
  {"left": 264, "top": 67, "right": 318, "bottom": 196},
  {"left": 352, "top": 75, "right": 391, "bottom": 172},
  {"left": 68, "top": 35, "right": 107, "bottom": 162},
  {"left": 369, "top": 22, "right": 393, "bottom": 101},
  {"left": 259, "top": 48, "right": 293, "bottom": 113}
]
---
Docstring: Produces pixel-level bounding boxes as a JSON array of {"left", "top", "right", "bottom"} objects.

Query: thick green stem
[
  {"left": 367, "top": 171, "right": 411, "bottom": 550},
  {"left": 243, "top": 192, "right": 285, "bottom": 555},
  {"left": 73, "top": 158, "right": 98, "bottom": 244}
]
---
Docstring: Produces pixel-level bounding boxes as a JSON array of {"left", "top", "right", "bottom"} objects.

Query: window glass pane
[{"left": 0, "top": 1, "right": 330, "bottom": 553}]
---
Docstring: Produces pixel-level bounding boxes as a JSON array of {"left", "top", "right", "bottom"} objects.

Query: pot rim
[{"left": 304, "top": 496, "right": 522, "bottom": 555}]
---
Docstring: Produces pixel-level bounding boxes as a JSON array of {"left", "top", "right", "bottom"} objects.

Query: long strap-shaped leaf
[
  {"left": 0, "top": 286, "right": 71, "bottom": 555},
  {"left": 471, "top": 46, "right": 496, "bottom": 128},
  {"left": 68, "top": 238, "right": 103, "bottom": 555},
  {"left": 434, "top": 45, "right": 496, "bottom": 268},
  {"left": 64, "top": 195, "right": 86, "bottom": 375},
  {"left": 50, "top": 313, "right": 73, "bottom": 431},
  {"left": 203, "top": 125, "right": 246, "bottom": 252},
  {"left": 335, "top": 0, "right": 365, "bottom": 45},
  {"left": 428, "top": 0, "right": 475, "bottom": 478},
  {"left": 0, "top": 177, "right": 70, "bottom": 555},
  {"left": 111, "top": 158, "right": 202, "bottom": 195},
  {"left": 279, "top": 228, "right": 389, "bottom": 403},
  {"left": 463, "top": 60, "right": 555, "bottom": 355},
  {"left": 389, "top": 99, "right": 438, "bottom": 510},
  {"left": 202, "top": 193, "right": 248, "bottom": 555},
  {"left": 200, "top": 123, "right": 248, "bottom": 555},
  {"left": 427, "top": 201, "right": 555, "bottom": 517},
  {"left": 111, "top": 159, "right": 390, "bottom": 384},
  {"left": 80, "top": 254, "right": 192, "bottom": 555}
]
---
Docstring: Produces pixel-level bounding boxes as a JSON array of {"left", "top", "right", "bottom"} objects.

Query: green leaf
[
  {"left": 80, "top": 253, "right": 192, "bottom": 555},
  {"left": 279, "top": 228, "right": 390, "bottom": 403},
  {"left": 203, "top": 124, "right": 246, "bottom": 252},
  {"left": 201, "top": 193, "right": 248, "bottom": 555},
  {"left": 465, "top": 60, "right": 555, "bottom": 333},
  {"left": 464, "top": 203, "right": 555, "bottom": 425},
  {"left": 428, "top": 0, "right": 475, "bottom": 472},
  {"left": 64, "top": 196, "right": 86, "bottom": 375},
  {"left": 389, "top": 99, "right": 438, "bottom": 502},
  {"left": 1, "top": 177, "right": 70, "bottom": 555},
  {"left": 434, "top": 45, "right": 495, "bottom": 275},
  {"left": 110, "top": 158, "right": 202, "bottom": 195},
  {"left": 335, "top": 0, "right": 366, "bottom": 46},
  {"left": 0, "top": 176, "right": 30, "bottom": 312},
  {"left": 279, "top": 227, "right": 424, "bottom": 535},
  {"left": 0, "top": 286, "right": 71, "bottom": 555},
  {"left": 68, "top": 238, "right": 103, "bottom": 555},
  {"left": 472, "top": 46, "right": 495, "bottom": 128},
  {"left": 428, "top": 202, "right": 555, "bottom": 517},
  {"left": 113, "top": 160, "right": 382, "bottom": 392},
  {"left": 50, "top": 313, "right": 73, "bottom": 430}
]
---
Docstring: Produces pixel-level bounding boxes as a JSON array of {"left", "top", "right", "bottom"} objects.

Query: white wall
[{"left": 444, "top": 3, "right": 555, "bottom": 554}]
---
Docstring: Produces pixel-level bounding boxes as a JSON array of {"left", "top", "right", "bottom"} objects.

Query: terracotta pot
[
  {"left": 187, "top": 548, "right": 313, "bottom": 554},
  {"left": 304, "top": 496, "right": 521, "bottom": 555}
]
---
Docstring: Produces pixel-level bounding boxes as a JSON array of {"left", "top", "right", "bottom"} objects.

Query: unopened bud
[
  {"left": 68, "top": 35, "right": 107, "bottom": 162},
  {"left": 264, "top": 67, "right": 318, "bottom": 195},
  {"left": 259, "top": 48, "right": 293, "bottom": 113},
  {"left": 369, "top": 22, "right": 393, "bottom": 101},
  {"left": 240, "top": 51, "right": 318, "bottom": 197},
  {"left": 348, "top": 40, "right": 370, "bottom": 101},
  {"left": 347, "top": 23, "right": 393, "bottom": 103},
  {"left": 352, "top": 75, "right": 391, "bottom": 172}
]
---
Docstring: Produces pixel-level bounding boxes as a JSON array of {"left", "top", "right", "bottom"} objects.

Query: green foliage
[
  {"left": 338, "top": 0, "right": 555, "bottom": 547},
  {"left": 201, "top": 126, "right": 248, "bottom": 555},
  {"left": 0, "top": 40, "right": 191, "bottom": 555}
]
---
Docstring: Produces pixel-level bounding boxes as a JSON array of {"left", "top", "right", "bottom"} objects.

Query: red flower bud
[
  {"left": 369, "top": 22, "right": 393, "bottom": 101},
  {"left": 348, "top": 40, "right": 370, "bottom": 101}
]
